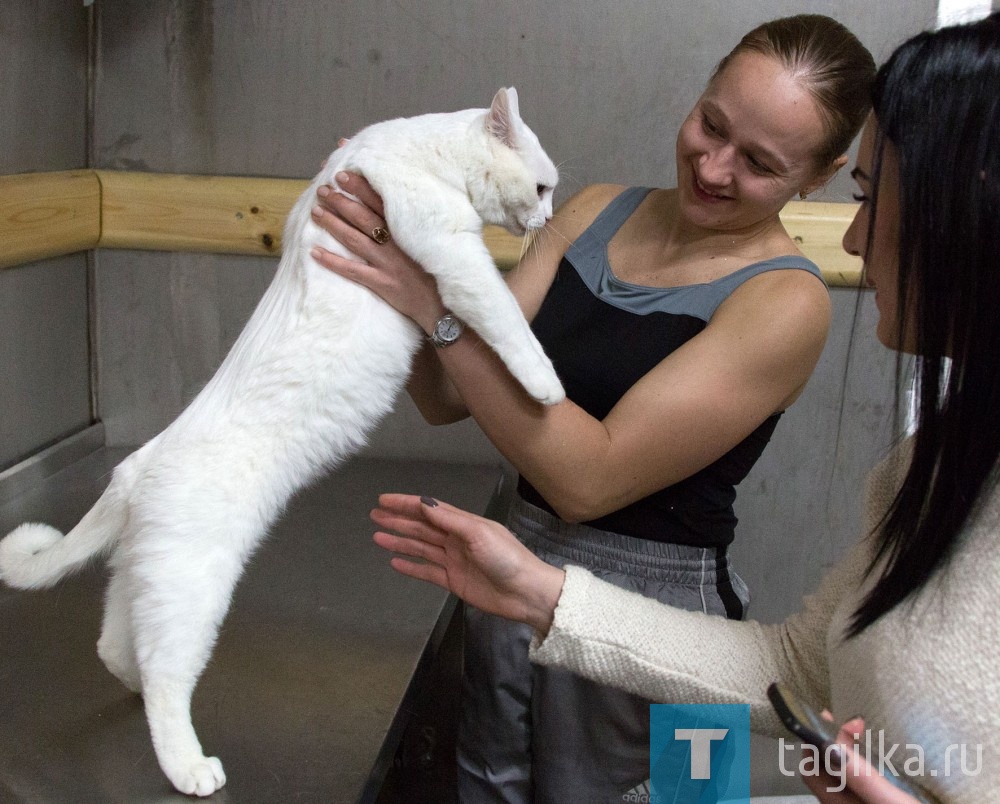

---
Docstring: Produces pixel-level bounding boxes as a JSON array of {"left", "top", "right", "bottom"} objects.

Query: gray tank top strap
[
  {"left": 564, "top": 186, "right": 825, "bottom": 322},
  {"left": 706, "top": 255, "right": 825, "bottom": 302}
]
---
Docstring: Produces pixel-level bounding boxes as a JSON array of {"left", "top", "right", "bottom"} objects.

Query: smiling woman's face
[
  {"left": 842, "top": 118, "right": 915, "bottom": 354},
  {"left": 675, "top": 51, "right": 835, "bottom": 233}
]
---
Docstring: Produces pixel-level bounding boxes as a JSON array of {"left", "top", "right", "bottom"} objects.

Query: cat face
[
  {"left": 513, "top": 122, "right": 558, "bottom": 231},
  {"left": 477, "top": 88, "right": 559, "bottom": 236}
]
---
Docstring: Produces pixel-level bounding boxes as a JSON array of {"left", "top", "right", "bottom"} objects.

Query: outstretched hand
[
  {"left": 371, "top": 494, "right": 565, "bottom": 635},
  {"left": 309, "top": 172, "right": 445, "bottom": 331}
]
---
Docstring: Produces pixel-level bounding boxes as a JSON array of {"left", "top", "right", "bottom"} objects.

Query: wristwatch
[{"left": 428, "top": 313, "right": 465, "bottom": 348}]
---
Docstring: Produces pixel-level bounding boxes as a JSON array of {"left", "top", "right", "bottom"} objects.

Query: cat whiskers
[
  {"left": 518, "top": 229, "right": 534, "bottom": 263},
  {"left": 539, "top": 212, "right": 575, "bottom": 249}
]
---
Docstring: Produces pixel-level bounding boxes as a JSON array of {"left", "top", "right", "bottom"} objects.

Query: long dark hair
[{"left": 849, "top": 12, "right": 1000, "bottom": 635}]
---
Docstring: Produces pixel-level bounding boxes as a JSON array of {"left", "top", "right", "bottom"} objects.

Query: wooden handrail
[
  {"left": 97, "top": 171, "right": 303, "bottom": 257},
  {"left": 0, "top": 170, "right": 863, "bottom": 284},
  {"left": 0, "top": 171, "right": 101, "bottom": 269}
]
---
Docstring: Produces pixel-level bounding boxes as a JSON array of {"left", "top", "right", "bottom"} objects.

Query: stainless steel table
[{"left": 0, "top": 447, "right": 498, "bottom": 803}]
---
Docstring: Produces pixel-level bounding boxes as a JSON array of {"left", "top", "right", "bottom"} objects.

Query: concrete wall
[{"left": 0, "top": 2, "right": 92, "bottom": 471}]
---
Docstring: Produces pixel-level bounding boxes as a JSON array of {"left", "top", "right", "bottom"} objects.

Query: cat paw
[
  {"left": 522, "top": 366, "right": 565, "bottom": 406},
  {"left": 169, "top": 756, "right": 226, "bottom": 797}
]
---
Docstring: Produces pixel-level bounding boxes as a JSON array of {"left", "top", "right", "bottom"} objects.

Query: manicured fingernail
[
  {"left": 311, "top": 205, "right": 324, "bottom": 218},
  {"left": 420, "top": 496, "right": 439, "bottom": 508},
  {"left": 317, "top": 185, "right": 330, "bottom": 197},
  {"left": 309, "top": 247, "right": 322, "bottom": 260},
  {"left": 827, "top": 743, "right": 844, "bottom": 773},
  {"left": 336, "top": 171, "right": 350, "bottom": 184}
]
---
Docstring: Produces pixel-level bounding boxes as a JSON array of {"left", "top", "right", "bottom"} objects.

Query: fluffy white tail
[{"left": 0, "top": 481, "right": 128, "bottom": 590}]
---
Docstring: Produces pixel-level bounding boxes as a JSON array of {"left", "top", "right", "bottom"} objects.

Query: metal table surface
[{"left": 0, "top": 447, "right": 499, "bottom": 803}]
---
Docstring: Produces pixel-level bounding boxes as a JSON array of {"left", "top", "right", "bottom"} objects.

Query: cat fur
[{"left": 0, "top": 87, "right": 561, "bottom": 797}]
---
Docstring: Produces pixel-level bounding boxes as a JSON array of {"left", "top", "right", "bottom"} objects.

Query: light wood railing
[{"left": 0, "top": 170, "right": 862, "bottom": 285}]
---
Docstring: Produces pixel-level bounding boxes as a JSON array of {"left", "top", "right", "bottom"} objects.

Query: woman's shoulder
[
  {"left": 713, "top": 256, "right": 831, "bottom": 339},
  {"left": 550, "top": 183, "right": 638, "bottom": 242}
]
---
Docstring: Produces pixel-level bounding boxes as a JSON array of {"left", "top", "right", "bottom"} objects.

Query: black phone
[
  {"left": 767, "top": 681, "right": 840, "bottom": 749},
  {"left": 766, "top": 681, "right": 937, "bottom": 803}
]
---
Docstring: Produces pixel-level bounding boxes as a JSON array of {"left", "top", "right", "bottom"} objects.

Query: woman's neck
[{"left": 659, "top": 188, "right": 792, "bottom": 261}]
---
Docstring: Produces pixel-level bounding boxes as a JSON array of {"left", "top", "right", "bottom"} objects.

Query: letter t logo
[{"left": 674, "top": 728, "right": 729, "bottom": 779}]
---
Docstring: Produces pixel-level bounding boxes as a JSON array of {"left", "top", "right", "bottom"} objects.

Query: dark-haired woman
[{"left": 365, "top": 12, "right": 1000, "bottom": 803}]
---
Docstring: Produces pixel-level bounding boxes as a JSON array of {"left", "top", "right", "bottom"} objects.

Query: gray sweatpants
[{"left": 456, "top": 494, "right": 750, "bottom": 804}]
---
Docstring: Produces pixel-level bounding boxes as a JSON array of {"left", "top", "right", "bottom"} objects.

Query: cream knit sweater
[{"left": 529, "top": 441, "right": 1000, "bottom": 801}]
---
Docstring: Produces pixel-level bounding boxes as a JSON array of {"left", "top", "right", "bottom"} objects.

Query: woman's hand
[
  {"left": 371, "top": 493, "right": 566, "bottom": 635},
  {"left": 802, "top": 718, "right": 932, "bottom": 803},
  {"left": 309, "top": 172, "right": 445, "bottom": 332}
]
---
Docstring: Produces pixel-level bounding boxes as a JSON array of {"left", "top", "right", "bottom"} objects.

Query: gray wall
[{"left": 0, "top": 2, "right": 92, "bottom": 471}]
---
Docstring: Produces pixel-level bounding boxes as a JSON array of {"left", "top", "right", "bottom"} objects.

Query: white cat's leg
[
  {"left": 142, "top": 674, "right": 226, "bottom": 797},
  {"left": 132, "top": 552, "right": 239, "bottom": 797},
  {"left": 415, "top": 233, "right": 565, "bottom": 405},
  {"left": 97, "top": 564, "right": 141, "bottom": 694}
]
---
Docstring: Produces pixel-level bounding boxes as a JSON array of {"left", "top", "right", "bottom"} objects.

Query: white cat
[{"left": 0, "top": 87, "right": 562, "bottom": 797}]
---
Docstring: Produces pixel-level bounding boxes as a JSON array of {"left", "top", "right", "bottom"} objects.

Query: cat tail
[{"left": 0, "top": 468, "right": 132, "bottom": 590}]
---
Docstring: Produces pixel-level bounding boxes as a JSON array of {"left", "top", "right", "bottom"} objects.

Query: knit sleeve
[
  {"left": 527, "top": 441, "right": 910, "bottom": 735},
  {"left": 529, "top": 544, "right": 869, "bottom": 736}
]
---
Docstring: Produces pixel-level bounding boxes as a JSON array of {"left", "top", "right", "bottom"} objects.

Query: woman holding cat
[
  {"left": 356, "top": 13, "right": 1000, "bottom": 801},
  {"left": 311, "top": 14, "right": 874, "bottom": 802}
]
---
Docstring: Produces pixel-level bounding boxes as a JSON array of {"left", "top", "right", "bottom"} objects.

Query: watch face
[
  {"left": 431, "top": 315, "right": 464, "bottom": 346},
  {"left": 438, "top": 316, "right": 462, "bottom": 341}
]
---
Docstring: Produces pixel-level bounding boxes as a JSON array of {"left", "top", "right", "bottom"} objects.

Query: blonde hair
[{"left": 712, "top": 15, "right": 875, "bottom": 168}]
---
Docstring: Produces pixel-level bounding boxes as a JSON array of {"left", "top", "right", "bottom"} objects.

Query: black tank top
[{"left": 517, "top": 187, "right": 824, "bottom": 547}]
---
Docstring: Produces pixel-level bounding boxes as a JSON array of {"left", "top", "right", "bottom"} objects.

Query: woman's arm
[
  {"left": 370, "top": 492, "right": 865, "bottom": 735},
  {"left": 311, "top": 178, "right": 830, "bottom": 522},
  {"left": 429, "top": 268, "right": 829, "bottom": 522},
  {"left": 370, "top": 494, "right": 567, "bottom": 634},
  {"left": 376, "top": 495, "right": 941, "bottom": 801},
  {"left": 311, "top": 175, "right": 614, "bottom": 424}
]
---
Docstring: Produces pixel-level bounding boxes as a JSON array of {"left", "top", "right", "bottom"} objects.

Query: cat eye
[{"left": 536, "top": 184, "right": 549, "bottom": 198}]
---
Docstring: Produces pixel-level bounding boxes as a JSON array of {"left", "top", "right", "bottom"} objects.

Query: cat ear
[
  {"left": 503, "top": 87, "right": 521, "bottom": 122},
  {"left": 486, "top": 87, "right": 522, "bottom": 148}
]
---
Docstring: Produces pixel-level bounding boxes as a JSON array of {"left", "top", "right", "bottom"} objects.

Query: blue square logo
[{"left": 649, "top": 704, "right": 751, "bottom": 803}]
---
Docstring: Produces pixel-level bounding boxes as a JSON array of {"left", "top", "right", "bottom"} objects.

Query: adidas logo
[{"left": 621, "top": 779, "right": 658, "bottom": 803}]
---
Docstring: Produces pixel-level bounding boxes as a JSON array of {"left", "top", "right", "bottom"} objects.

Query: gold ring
[{"left": 372, "top": 226, "right": 391, "bottom": 245}]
